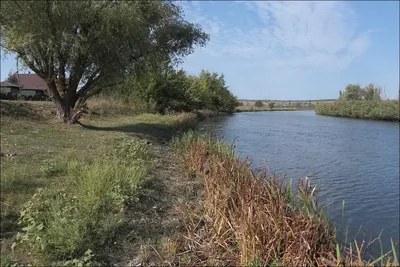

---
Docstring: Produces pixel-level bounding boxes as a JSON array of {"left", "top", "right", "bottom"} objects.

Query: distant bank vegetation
[
  {"left": 315, "top": 84, "right": 399, "bottom": 122},
  {"left": 236, "top": 99, "right": 316, "bottom": 112}
]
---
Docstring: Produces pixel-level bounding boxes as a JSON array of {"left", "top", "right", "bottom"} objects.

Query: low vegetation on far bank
[
  {"left": 235, "top": 99, "right": 316, "bottom": 112},
  {"left": 235, "top": 105, "right": 313, "bottom": 112},
  {"left": 315, "top": 100, "right": 399, "bottom": 121},
  {"left": 315, "top": 84, "right": 399, "bottom": 122}
]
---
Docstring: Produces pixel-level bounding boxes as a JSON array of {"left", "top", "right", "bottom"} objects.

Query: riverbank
[
  {"left": 169, "top": 131, "right": 399, "bottom": 266},
  {"left": 1, "top": 101, "right": 398, "bottom": 266},
  {"left": 1, "top": 100, "right": 207, "bottom": 266},
  {"left": 235, "top": 106, "right": 314, "bottom": 112},
  {"left": 315, "top": 100, "right": 399, "bottom": 122}
]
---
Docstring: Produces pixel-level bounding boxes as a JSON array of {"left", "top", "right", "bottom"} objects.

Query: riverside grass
[
  {"left": 170, "top": 131, "right": 399, "bottom": 267},
  {"left": 0, "top": 100, "right": 207, "bottom": 266},
  {"left": 315, "top": 100, "right": 399, "bottom": 121},
  {"left": 2, "top": 100, "right": 398, "bottom": 266}
]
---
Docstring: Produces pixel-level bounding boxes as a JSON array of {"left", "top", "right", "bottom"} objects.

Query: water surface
[{"left": 201, "top": 111, "right": 399, "bottom": 256}]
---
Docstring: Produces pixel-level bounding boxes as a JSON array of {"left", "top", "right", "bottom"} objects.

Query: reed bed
[
  {"left": 171, "top": 131, "right": 399, "bottom": 266},
  {"left": 314, "top": 100, "right": 399, "bottom": 122}
]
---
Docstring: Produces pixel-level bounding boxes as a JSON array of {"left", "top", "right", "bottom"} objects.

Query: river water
[{"left": 200, "top": 110, "right": 399, "bottom": 256}]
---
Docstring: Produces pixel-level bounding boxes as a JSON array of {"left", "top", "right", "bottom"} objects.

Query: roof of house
[
  {"left": 0, "top": 81, "right": 19, "bottom": 88},
  {"left": 17, "top": 74, "right": 47, "bottom": 91}
]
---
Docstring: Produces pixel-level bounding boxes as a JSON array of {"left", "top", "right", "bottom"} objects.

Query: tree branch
[
  {"left": 77, "top": 68, "right": 103, "bottom": 96},
  {"left": 16, "top": 51, "right": 46, "bottom": 78}
]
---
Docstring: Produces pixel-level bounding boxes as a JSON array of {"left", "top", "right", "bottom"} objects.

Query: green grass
[
  {"left": 315, "top": 100, "right": 399, "bottom": 121},
  {"left": 0, "top": 100, "right": 205, "bottom": 265}
]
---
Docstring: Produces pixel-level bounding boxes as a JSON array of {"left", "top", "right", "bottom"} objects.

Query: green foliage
[
  {"left": 363, "top": 83, "right": 382, "bottom": 101},
  {"left": 317, "top": 83, "right": 397, "bottom": 121},
  {"left": 106, "top": 66, "right": 238, "bottom": 114},
  {"left": 187, "top": 70, "right": 238, "bottom": 112},
  {"left": 111, "top": 62, "right": 193, "bottom": 114},
  {"left": 13, "top": 139, "right": 150, "bottom": 264},
  {"left": 342, "top": 84, "right": 364, "bottom": 100},
  {"left": 340, "top": 83, "right": 382, "bottom": 101},
  {"left": 254, "top": 100, "right": 264, "bottom": 108},
  {"left": 0, "top": 1, "right": 209, "bottom": 122}
]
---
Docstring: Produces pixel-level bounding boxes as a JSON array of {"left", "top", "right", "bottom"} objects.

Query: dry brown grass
[
  {"left": 174, "top": 139, "right": 335, "bottom": 266},
  {"left": 86, "top": 97, "right": 141, "bottom": 116},
  {"left": 169, "top": 133, "right": 399, "bottom": 267}
]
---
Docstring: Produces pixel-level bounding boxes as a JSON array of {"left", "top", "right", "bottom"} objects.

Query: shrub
[
  {"left": 268, "top": 102, "right": 275, "bottom": 110},
  {"left": 14, "top": 139, "right": 150, "bottom": 264},
  {"left": 254, "top": 101, "right": 264, "bottom": 108}
]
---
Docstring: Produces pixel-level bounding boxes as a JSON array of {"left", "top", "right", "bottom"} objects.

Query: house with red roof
[
  {"left": 0, "top": 73, "right": 48, "bottom": 100},
  {"left": 17, "top": 73, "right": 48, "bottom": 100}
]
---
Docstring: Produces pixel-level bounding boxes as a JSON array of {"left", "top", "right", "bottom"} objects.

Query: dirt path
[{"left": 109, "top": 142, "right": 201, "bottom": 266}]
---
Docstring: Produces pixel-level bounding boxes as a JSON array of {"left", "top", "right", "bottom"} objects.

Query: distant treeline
[
  {"left": 315, "top": 84, "right": 399, "bottom": 121},
  {"left": 102, "top": 62, "right": 238, "bottom": 114}
]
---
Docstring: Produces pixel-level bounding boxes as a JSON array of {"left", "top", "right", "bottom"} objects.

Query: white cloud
[{"left": 180, "top": 1, "right": 374, "bottom": 73}]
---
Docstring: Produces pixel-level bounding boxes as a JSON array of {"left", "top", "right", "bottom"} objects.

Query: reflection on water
[{"left": 200, "top": 111, "right": 399, "bottom": 256}]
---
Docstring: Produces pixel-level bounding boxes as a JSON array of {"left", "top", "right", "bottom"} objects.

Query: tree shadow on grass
[{"left": 79, "top": 122, "right": 176, "bottom": 144}]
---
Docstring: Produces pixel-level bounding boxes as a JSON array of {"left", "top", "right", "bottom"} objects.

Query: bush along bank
[
  {"left": 315, "top": 100, "right": 399, "bottom": 122},
  {"left": 11, "top": 138, "right": 151, "bottom": 266},
  {"left": 170, "top": 131, "right": 399, "bottom": 266}
]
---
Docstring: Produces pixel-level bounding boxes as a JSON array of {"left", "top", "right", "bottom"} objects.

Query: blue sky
[
  {"left": 178, "top": 1, "right": 399, "bottom": 100},
  {"left": 1, "top": 1, "right": 399, "bottom": 100}
]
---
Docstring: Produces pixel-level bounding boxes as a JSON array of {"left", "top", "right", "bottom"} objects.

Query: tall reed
[{"left": 172, "top": 132, "right": 399, "bottom": 266}]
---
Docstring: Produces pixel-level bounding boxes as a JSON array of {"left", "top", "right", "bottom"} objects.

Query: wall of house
[
  {"left": 21, "top": 90, "right": 36, "bottom": 97},
  {"left": 1, "top": 87, "right": 12, "bottom": 94}
]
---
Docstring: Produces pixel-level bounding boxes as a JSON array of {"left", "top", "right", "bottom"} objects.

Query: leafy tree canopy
[{"left": 0, "top": 1, "right": 209, "bottom": 123}]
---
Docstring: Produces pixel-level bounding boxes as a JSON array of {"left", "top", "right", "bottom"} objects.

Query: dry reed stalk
[{"left": 172, "top": 138, "right": 398, "bottom": 267}]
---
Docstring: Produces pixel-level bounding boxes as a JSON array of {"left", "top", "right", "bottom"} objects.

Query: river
[{"left": 200, "top": 110, "right": 399, "bottom": 257}]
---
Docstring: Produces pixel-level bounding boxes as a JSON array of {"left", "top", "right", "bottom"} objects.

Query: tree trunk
[
  {"left": 47, "top": 79, "right": 85, "bottom": 124},
  {"left": 53, "top": 99, "right": 82, "bottom": 124}
]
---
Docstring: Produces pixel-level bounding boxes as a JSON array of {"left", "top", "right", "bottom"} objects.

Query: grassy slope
[{"left": 0, "top": 100, "right": 202, "bottom": 265}]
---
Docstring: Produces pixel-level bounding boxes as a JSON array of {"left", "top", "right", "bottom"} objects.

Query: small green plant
[
  {"left": 40, "top": 159, "right": 58, "bottom": 176},
  {"left": 61, "top": 249, "right": 101, "bottom": 267},
  {"left": 110, "top": 137, "right": 151, "bottom": 164}
]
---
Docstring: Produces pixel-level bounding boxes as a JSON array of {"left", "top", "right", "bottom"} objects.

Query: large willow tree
[{"left": 0, "top": 1, "right": 208, "bottom": 123}]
